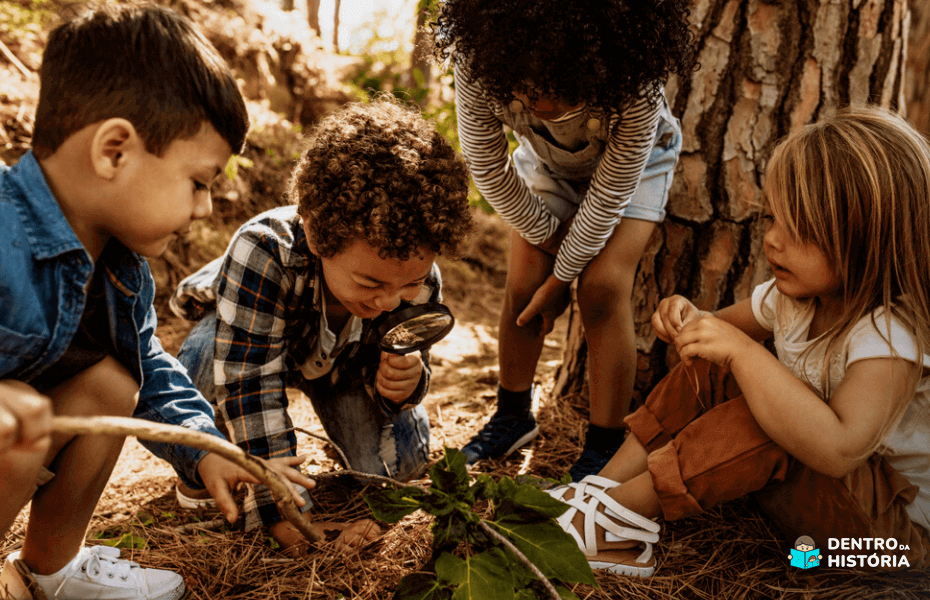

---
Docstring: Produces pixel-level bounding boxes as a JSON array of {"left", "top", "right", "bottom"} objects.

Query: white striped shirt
[{"left": 454, "top": 61, "right": 662, "bottom": 282}]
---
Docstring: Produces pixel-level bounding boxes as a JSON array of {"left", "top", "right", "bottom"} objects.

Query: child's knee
[
  {"left": 52, "top": 356, "right": 139, "bottom": 417},
  {"left": 577, "top": 275, "right": 632, "bottom": 325}
]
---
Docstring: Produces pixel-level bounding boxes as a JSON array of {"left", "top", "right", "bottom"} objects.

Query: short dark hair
[
  {"left": 289, "top": 97, "right": 473, "bottom": 260},
  {"left": 32, "top": 2, "right": 248, "bottom": 159}
]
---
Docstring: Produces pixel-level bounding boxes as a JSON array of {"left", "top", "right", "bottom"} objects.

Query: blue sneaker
[{"left": 461, "top": 411, "right": 539, "bottom": 464}]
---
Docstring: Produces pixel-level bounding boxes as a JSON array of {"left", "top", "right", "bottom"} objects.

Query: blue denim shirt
[{"left": 0, "top": 151, "right": 224, "bottom": 488}]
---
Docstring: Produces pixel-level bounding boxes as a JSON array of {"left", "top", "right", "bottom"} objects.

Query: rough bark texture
[
  {"left": 553, "top": 0, "right": 913, "bottom": 406},
  {"left": 905, "top": 0, "right": 930, "bottom": 132}
]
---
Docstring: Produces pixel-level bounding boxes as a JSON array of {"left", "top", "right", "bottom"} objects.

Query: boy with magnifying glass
[{"left": 169, "top": 98, "right": 473, "bottom": 555}]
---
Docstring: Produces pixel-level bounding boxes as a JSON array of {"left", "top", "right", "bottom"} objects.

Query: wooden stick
[
  {"left": 51, "top": 415, "right": 324, "bottom": 543},
  {"left": 0, "top": 38, "right": 31, "bottom": 79}
]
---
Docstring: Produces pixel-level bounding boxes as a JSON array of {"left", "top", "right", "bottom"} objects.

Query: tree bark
[
  {"left": 905, "top": 0, "right": 930, "bottom": 132},
  {"left": 553, "top": 0, "right": 913, "bottom": 407}
]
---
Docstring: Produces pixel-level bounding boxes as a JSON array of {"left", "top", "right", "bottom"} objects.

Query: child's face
[
  {"left": 762, "top": 211, "right": 841, "bottom": 302},
  {"left": 309, "top": 235, "right": 436, "bottom": 319},
  {"left": 511, "top": 89, "right": 583, "bottom": 121},
  {"left": 796, "top": 543, "right": 814, "bottom": 551},
  {"left": 110, "top": 122, "right": 230, "bottom": 257}
]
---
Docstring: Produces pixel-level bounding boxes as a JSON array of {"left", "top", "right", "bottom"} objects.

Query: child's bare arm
[
  {"left": 677, "top": 317, "right": 918, "bottom": 478},
  {"left": 0, "top": 379, "right": 52, "bottom": 455},
  {"left": 729, "top": 349, "right": 917, "bottom": 478}
]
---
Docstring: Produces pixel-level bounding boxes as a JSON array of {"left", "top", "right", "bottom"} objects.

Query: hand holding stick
[{"left": 50, "top": 415, "right": 324, "bottom": 543}]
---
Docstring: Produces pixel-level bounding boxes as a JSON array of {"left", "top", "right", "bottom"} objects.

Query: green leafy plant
[{"left": 365, "top": 448, "right": 595, "bottom": 600}]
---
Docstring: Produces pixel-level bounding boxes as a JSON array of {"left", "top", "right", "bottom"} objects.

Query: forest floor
[{"left": 2, "top": 1, "right": 929, "bottom": 598}]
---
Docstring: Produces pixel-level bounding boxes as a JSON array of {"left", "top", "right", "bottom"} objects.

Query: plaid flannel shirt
[{"left": 170, "top": 205, "right": 438, "bottom": 526}]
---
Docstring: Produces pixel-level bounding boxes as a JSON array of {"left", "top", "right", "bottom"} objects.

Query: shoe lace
[{"left": 55, "top": 546, "right": 138, "bottom": 596}]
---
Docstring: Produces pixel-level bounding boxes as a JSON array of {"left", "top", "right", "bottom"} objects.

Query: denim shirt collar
[{"left": 6, "top": 150, "right": 87, "bottom": 262}]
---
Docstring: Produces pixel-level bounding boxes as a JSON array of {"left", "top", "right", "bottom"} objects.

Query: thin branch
[
  {"left": 478, "top": 521, "right": 561, "bottom": 600},
  {"left": 292, "top": 426, "right": 352, "bottom": 470},
  {"left": 0, "top": 38, "right": 31, "bottom": 79},
  {"left": 170, "top": 518, "right": 228, "bottom": 535},
  {"left": 51, "top": 416, "right": 324, "bottom": 543}
]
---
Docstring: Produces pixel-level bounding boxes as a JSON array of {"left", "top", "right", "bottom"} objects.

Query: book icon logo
[{"left": 789, "top": 535, "right": 822, "bottom": 569}]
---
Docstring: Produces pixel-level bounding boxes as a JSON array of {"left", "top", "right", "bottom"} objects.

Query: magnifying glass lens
[{"left": 383, "top": 312, "right": 454, "bottom": 352}]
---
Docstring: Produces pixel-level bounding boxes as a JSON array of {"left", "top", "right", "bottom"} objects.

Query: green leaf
[
  {"left": 436, "top": 550, "right": 515, "bottom": 600},
  {"left": 495, "top": 478, "right": 570, "bottom": 519},
  {"left": 365, "top": 487, "right": 428, "bottom": 523},
  {"left": 160, "top": 511, "right": 177, "bottom": 520},
  {"left": 101, "top": 533, "right": 147, "bottom": 550},
  {"left": 223, "top": 154, "right": 254, "bottom": 180},
  {"left": 134, "top": 511, "right": 155, "bottom": 527},
  {"left": 469, "top": 473, "right": 497, "bottom": 501},
  {"left": 393, "top": 573, "right": 452, "bottom": 600},
  {"left": 489, "top": 518, "right": 595, "bottom": 585},
  {"left": 555, "top": 584, "right": 581, "bottom": 600},
  {"left": 429, "top": 448, "right": 471, "bottom": 499}
]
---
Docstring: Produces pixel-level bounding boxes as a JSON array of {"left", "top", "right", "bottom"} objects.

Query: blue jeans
[{"left": 177, "top": 313, "right": 430, "bottom": 527}]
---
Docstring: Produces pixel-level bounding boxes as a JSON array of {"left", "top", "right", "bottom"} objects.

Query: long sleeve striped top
[{"left": 454, "top": 60, "right": 662, "bottom": 282}]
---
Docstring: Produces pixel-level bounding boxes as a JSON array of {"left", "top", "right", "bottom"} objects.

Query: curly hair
[
  {"left": 433, "top": 0, "right": 697, "bottom": 115},
  {"left": 289, "top": 98, "right": 473, "bottom": 260}
]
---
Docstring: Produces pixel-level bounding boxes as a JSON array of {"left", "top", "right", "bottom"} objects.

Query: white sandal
[{"left": 545, "top": 476, "right": 660, "bottom": 577}]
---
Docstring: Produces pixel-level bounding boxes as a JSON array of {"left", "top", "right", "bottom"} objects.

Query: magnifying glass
[{"left": 372, "top": 302, "right": 455, "bottom": 355}]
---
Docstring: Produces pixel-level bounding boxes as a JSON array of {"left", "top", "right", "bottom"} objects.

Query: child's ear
[{"left": 89, "top": 118, "right": 141, "bottom": 180}]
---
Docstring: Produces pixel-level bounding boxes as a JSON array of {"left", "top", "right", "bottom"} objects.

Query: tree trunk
[
  {"left": 410, "top": 0, "right": 433, "bottom": 105},
  {"left": 282, "top": 0, "right": 294, "bottom": 11},
  {"left": 333, "top": 0, "right": 341, "bottom": 53},
  {"left": 306, "top": 0, "right": 322, "bottom": 39},
  {"left": 905, "top": 0, "right": 930, "bottom": 132},
  {"left": 553, "top": 0, "right": 913, "bottom": 407}
]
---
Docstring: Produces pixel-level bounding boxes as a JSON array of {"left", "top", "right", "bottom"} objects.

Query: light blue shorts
[{"left": 512, "top": 106, "right": 682, "bottom": 224}]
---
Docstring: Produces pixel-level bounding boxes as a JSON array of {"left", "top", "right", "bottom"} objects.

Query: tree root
[{"left": 50, "top": 415, "right": 324, "bottom": 543}]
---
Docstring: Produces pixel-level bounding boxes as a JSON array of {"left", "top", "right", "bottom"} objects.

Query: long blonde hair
[{"left": 763, "top": 106, "right": 930, "bottom": 449}]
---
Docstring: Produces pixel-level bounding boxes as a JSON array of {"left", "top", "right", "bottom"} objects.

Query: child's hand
[
  {"left": 516, "top": 274, "right": 571, "bottom": 335},
  {"left": 197, "top": 452, "right": 317, "bottom": 523},
  {"left": 376, "top": 352, "right": 423, "bottom": 404},
  {"left": 0, "top": 380, "right": 53, "bottom": 455},
  {"left": 652, "top": 295, "right": 706, "bottom": 343},
  {"left": 270, "top": 519, "right": 381, "bottom": 557},
  {"left": 674, "top": 313, "right": 753, "bottom": 367}
]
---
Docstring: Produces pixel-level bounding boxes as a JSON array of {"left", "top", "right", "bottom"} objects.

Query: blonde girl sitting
[{"left": 544, "top": 106, "right": 930, "bottom": 576}]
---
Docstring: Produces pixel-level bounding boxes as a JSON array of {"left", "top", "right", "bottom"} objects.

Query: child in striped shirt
[{"left": 434, "top": 0, "right": 697, "bottom": 480}]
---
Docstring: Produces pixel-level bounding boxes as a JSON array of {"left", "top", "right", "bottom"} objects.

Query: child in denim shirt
[{"left": 0, "top": 5, "right": 313, "bottom": 599}]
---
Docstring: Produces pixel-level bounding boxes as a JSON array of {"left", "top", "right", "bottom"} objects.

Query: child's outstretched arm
[{"left": 674, "top": 314, "right": 919, "bottom": 477}]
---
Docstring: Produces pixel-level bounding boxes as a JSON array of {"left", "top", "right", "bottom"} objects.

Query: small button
[
  {"left": 509, "top": 100, "right": 524, "bottom": 113},
  {"left": 586, "top": 118, "right": 601, "bottom": 132}
]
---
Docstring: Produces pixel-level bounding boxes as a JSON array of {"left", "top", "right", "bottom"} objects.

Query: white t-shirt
[{"left": 751, "top": 279, "right": 930, "bottom": 531}]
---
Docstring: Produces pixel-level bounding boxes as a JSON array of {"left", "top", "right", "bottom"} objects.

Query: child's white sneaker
[{"left": 2, "top": 546, "right": 185, "bottom": 600}]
